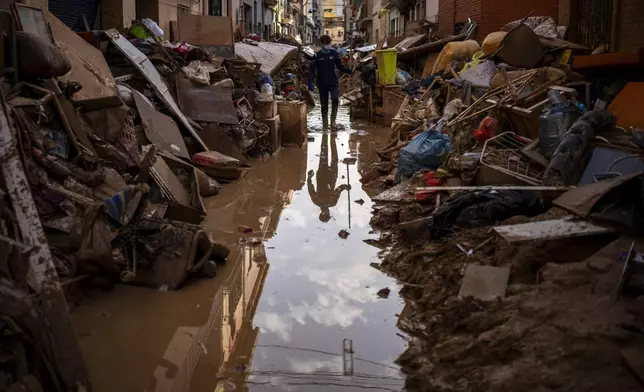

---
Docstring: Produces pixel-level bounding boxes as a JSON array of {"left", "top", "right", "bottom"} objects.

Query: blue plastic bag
[{"left": 397, "top": 124, "right": 452, "bottom": 182}]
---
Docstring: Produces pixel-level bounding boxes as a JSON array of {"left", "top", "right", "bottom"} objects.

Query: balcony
[{"left": 264, "top": 0, "right": 278, "bottom": 7}]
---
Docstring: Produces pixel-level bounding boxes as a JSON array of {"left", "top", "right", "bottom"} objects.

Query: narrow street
[{"left": 72, "top": 100, "right": 407, "bottom": 391}]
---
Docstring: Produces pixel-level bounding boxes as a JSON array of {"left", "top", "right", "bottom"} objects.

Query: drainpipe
[{"left": 610, "top": 0, "right": 620, "bottom": 51}]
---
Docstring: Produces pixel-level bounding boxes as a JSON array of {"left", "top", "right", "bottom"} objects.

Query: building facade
[
  {"left": 322, "top": 0, "right": 344, "bottom": 44},
  {"left": 28, "top": 0, "right": 644, "bottom": 52},
  {"left": 348, "top": 0, "right": 437, "bottom": 46},
  {"left": 437, "top": 0, "right": 558, "bottom": 38}
]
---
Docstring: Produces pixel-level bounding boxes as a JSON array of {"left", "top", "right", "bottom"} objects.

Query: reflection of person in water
[{"left": 307, "top": 132, "right": 350, "bottom": 222}]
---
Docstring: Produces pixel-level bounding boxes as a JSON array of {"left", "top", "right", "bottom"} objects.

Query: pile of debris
[
  {"left": 0, "top": 6, "right": 315, "bottom": 391},
  {"left": 359, "top": 15, "right": 644, "bottom": 392}
]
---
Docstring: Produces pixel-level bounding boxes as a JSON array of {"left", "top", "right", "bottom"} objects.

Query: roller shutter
[{"left": 48, "top": 0, "right": 100, "bottom": 32}]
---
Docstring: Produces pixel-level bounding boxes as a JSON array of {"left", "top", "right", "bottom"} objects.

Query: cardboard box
[
  {"left": 257, "top": 115, "right": 281, "bottom": 151},
  {"left": 277, "top": 101, "right": 307, "bottom": 146},
  {"left": 255, "top": 100, "right": 278, "bottom": 119}
]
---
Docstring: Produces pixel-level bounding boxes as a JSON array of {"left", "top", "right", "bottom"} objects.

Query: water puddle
[{"left": 72, "top": 101, "right": 407, "bottom": 392}]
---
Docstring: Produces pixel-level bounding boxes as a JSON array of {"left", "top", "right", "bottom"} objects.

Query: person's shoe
[
  {"left": 330, "top": 102, "right": 338, "bottom": 131},
  {"left": 322, "top": 115, "right": 329, "bottom": 129}
]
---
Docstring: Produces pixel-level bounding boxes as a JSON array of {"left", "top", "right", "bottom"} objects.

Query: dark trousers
[{"left": 318, "top": 84, "right": 339, "bottom": 116}]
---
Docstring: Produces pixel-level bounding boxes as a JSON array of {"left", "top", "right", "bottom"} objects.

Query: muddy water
[{"left": 72, "top": 101, "right": 406, "bottom": 392}]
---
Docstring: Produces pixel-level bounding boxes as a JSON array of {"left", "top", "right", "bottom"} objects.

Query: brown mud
[{"left": 371, "top": 201, "right": 644, "bottom": 391}]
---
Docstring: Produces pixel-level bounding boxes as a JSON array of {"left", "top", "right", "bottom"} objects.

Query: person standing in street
[{"left": 308, "top": 34, "right": 352, "bottom": 130}]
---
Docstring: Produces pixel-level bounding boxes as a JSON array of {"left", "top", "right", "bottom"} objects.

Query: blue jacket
[{"left": 308, "top": 48, "right": 350, "bottom": 89}]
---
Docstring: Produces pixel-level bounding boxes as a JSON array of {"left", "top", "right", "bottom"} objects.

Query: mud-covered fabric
[
  {"left": 427, "top": 190, "right": 545, "bottom": 238},
  {"left": 544, "top": 111, "right": 616, "bottom": 186},
  {"left": 0, "top": 279, "right": 69, "bottom": 391},
  {"left": 504, "top": 16, "right": 559, "bottom": 38}
]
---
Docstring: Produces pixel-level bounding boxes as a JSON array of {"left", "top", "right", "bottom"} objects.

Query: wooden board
[
  {"left": 607, "top": 82, "right": 644, "bottom": 129},
  {"left": 177, "top": 14, "right": 233, "bottom": 46},
  {"left": 175, "top": 75, "right": 238, "bottom": 124},
  {"left": 372, "top": 180, "right": 414, "bottom": 203},
  {"left": 132, "top": 90, "right": 190, "bottom": 160},
  {"left": 234, "top": 41, "right": 298, "bottom": 75},
  {"left": 394, "top": 34, "right": 427, "bottom": 50},
  {"left": 421, "top": 52, "right": 440, "bottom": 79},
  {"left": 494, "top": 217, "right": 613, "bottom": 244},
  {"left": 46, "top": 11, "right": 117, "bottom": 102},
  {"left": 382, "top": 87, "right": 405, "bottom": 124},
  {"left": 554, "top": 173, "right": 641, "bottom": 218}
]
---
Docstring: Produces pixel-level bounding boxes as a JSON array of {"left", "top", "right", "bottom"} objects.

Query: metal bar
[
  {"left": 0, "top": 85, "right": 90, "bottom": 389},
  {"left": 415, "top": 186, "right": 571, "bottom": 192}
]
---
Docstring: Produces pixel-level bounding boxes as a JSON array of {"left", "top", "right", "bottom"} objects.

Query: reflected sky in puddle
[{"left": 202, "top": 104, "right": 408, "bottom": 391}]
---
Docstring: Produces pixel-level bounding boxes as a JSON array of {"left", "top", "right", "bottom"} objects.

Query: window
[
  {"left": 375, "top": 28, "right": 378, "bottom": 42},
  {"left": 408, "top": 4, "right": 419, "bottom": 21},
  {"left": 324, "top": 8, "right": 332, "bottom": 12},
  {"left": 210, "top": 0, "right": 222, "bottom": 15},
  {"left": 177, "top": 5, "right": 191, "bottom": 14},
  {"left": 244, "top": 5, "right": 252, "bottom": 34}
]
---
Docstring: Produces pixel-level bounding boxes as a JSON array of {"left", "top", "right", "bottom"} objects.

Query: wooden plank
[
  {"left": 175, "top": 74, "right": 238, "bottom": 124},
  {"left": 372, "top": 180, "right": 414, "bottom": 203},
  {"left": 494, "top": 217, "right": 613, "bottom": 244},
  {"left": 132, "top": 89, "right": 190, "bottom": 160},
  {"left": 553, "top": 173, "right": 641, "bottom": 218},
  {"left": 572, "top": 49, "right": 644, "bottom": 70},
  {"left": 607, "top": 82, "right": 644, "bottom": 129},
  {"left": 177, "top": 14, "right": 233, "bottom": 47},
  {"left": 421, "top": 52, "right": 440, "bottom": 79},
  {"left": 46, "top": 11, "right": 117, "bottom": 102},
  {"left": 415, "top": 186, "right": 570, "bottom": 192}
]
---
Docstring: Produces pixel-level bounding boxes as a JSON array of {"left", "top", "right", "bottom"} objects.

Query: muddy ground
[{"left": 369, "top": 200, "right": 644, "bottom": 392}]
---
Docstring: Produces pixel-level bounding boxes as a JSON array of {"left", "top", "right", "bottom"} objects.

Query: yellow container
[{"left": 375, "top": 49, "right": 398, "bottom": 85}]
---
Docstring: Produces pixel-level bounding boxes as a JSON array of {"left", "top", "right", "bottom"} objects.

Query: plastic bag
[
  {"left": 117, "top": 84, "right": 134, "bottom": 106},
  {"left": 396, "top": 69, "right": 411, "bottom": 85},
  {"left": 141, "top": 18, "right": 164, "bottom": 37},
  {"left": 397, "top": 121, "right": 451, "bottom": 181},
  {"left": 261, "top": 83, "right": 274, "bottom": 95},
  {"left": 181, "top": 61, "right": 210, "bottom": 85}
]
